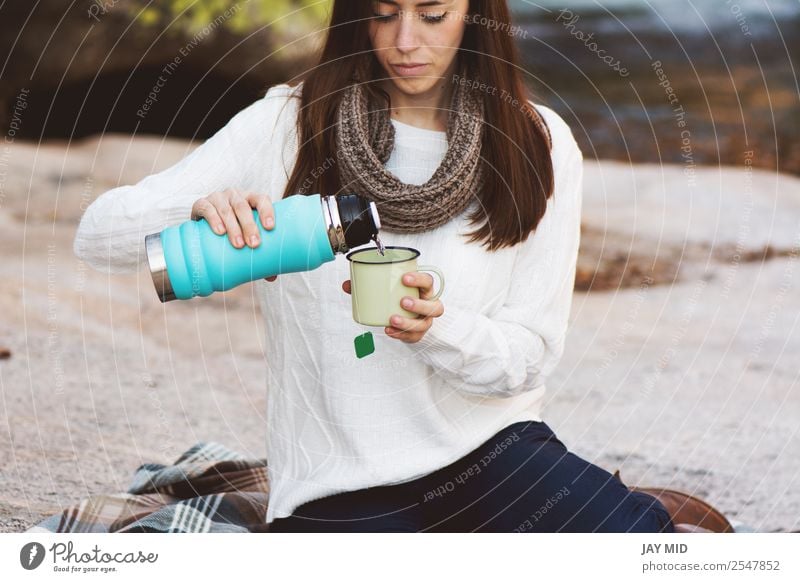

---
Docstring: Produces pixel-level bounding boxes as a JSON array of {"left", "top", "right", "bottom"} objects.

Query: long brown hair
[{"left": 282, "top": 0, "right": 554, "bottom": 251}]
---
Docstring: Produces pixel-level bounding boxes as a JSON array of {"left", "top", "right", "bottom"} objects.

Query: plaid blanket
[
  {"left": 26, "top": 442, "right": 271, "bottom": 533},
  {"left": 23, "top": 442, "right": 767, "bottom": 533}
]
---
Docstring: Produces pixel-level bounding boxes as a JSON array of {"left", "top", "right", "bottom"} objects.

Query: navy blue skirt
[{"left": 269, "top": 420, "right": 675, "bottom": 533}]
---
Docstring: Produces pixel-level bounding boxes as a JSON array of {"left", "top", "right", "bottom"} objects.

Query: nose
[{"left": 395, "top": 11, "right": 421, "bottom": 53}]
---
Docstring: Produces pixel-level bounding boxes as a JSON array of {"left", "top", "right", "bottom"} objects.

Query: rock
[
  {"left": 0, "top": 3, "right": 316, "bottom": 140},
  {"left": 578, "top": 159, "right": 800, "bottom": 290}
]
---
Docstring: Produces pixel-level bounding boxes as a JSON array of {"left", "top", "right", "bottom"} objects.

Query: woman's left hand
[{"left": 341, "top": 272, "right": 445, "bottom": 343}]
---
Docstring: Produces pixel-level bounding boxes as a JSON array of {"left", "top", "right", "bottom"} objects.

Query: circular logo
[{"left": 20, "top": 542, "right": 46, "bottom": 570}]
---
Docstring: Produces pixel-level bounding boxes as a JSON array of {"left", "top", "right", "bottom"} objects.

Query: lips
[{"left": 391, "top": 63, "right": 428, "bottom": 77}]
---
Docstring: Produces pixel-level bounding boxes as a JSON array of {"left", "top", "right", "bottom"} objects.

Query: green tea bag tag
[{"left": 354, "top": 332, "right": 375, "bottom": 358}]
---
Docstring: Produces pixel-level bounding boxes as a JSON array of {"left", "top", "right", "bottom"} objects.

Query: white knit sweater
[{"left": 73, "top": 83, "right": 584, "bottom": 524}]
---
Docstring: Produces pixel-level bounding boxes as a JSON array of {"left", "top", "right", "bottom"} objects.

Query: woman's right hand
[{"left": 191, "top": 188, "right": 278, "bottom": 282}]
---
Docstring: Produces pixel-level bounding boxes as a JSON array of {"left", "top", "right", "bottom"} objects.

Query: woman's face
[{"left": 368, "top": 0, "right": 469, "bottom": 97}]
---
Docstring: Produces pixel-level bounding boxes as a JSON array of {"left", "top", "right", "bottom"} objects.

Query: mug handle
[{"left": 416, "top": 265, "right": 445, "bottom": 301}]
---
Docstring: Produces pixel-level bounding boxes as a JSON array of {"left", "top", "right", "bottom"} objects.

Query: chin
[{"left": 388, "top": 76, "right": 440, "bottom": 96}]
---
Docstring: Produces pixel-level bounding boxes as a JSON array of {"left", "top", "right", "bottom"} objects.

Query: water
[
  {"left": 511, "top": 0, "right": 799, "bottom": 19},
  {"left": 507, "top": 0, "right": 800, "bottom": 175},
  {"left": 373, "top": 234, "right": 386, "bottom": 256},
  {"left": 510, "top": 0, "right": 800, "bottom": 32}
]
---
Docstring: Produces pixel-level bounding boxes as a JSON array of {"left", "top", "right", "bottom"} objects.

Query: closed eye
[
  {"left": 372, "top": 12, "right": 398, "bottom": 22},
  {"left": 371, "top": 12, "right": 449, "bottom": 24},
  {"left": 422, "top": 12, "right": 447, "bottom": 23}
]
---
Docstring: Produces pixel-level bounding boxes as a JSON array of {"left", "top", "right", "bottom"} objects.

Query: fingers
[
  {"left": 340, "top": 274, "right": 442, "bottom": 342},
  {"left": 399, "top": 295, "right": 444, "bottom": 318},
  {"left": 191, "top": 199, "right": 225, "bottom": 235},
  {"left": 208, "top": 191, "right": 246, "bottom": 248},
  {"left": 402, "top": 272, "right": 436, "bottom": 299},
  {"left": 248, "top": 192, "right": 275, "bottom": 231},
  {"left": 388, "top": 313, "right": 432, "bottom": 333},
  {"left": 199, "top": 189, "right": 274, "bottom": 249},
  {"left": 386, "top": 284, "right": 443, "bottom": 342},
  {"left": 231, "top": 192, "right": 260, "bottom": 248},
  {"left": 385, "top": 315, "right": 432, "bottom": 342}
]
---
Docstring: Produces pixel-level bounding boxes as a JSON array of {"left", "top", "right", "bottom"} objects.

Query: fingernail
[
  {"left": 391, "top": 316, "right": 402, "bottom": 325},
  {"left": 265, "top": 217, "right": 274, "bottom": 229},
  {"left": 235, "top": 235, "right": 244, "bottom": 247},
  {"left": 214, "top": 224, "right": 224, "bottom": 234},
  {"left": 404, "top": 275, "right": 413, "bottom": 284},
  {"left": 250, "top": 235, "right": 260, "bottom": 246},
  {"left": 401, "top": 298, "right": 413, "bottom": 308}
]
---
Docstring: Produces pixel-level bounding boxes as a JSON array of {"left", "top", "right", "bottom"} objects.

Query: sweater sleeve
[
  {"left": 73, "top": 84, "right": 293, "bottom": 274},
  {"left": 410, "top": 110, "right": 583, "bottom": 398}
]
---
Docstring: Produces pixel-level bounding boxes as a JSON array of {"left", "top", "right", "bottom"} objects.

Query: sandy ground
[{"left": 1, "top": 135, "right": 798, "bottom": 532}]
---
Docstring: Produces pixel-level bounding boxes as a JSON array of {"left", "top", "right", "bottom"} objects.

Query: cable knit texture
[{"left": 73, "top": 83, "right": 584, "bottom": 524}]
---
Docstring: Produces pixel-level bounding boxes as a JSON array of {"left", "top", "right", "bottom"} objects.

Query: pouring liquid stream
[{"left": 372, "top": 234, "right": 386, "bottom": 256}]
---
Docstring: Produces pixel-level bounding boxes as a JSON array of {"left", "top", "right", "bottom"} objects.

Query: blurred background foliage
[
  {"left": 0, "top": 0, "right": 797, "bottom": 174},
  {"left": 127, "top": 0, "right": 333, "bottom": 34}
]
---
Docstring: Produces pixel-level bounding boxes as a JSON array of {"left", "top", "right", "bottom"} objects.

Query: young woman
[{"left": 74, "top": 0, "right": 675, "bottom": 532}]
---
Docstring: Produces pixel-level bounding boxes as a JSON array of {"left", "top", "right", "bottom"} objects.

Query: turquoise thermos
[{"left": 144, "top": 193, "right": 381, "bottom": 302}]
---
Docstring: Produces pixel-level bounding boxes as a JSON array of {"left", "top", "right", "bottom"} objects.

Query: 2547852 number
[{"left": 730, "top": 560, "right": 780, "bottom": 571}]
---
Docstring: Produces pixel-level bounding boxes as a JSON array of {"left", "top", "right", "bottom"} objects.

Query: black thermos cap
[{"left": 337, "top": 193, "right": 380, "bottom": 249}]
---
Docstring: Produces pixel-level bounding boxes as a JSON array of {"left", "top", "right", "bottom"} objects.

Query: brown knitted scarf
[{"left": 334, "top": 65, "right": 485, "bottom": 233}]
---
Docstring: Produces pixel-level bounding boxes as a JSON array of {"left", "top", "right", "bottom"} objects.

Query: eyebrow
[{"left": 377, "top": 1, "right": 447, "bottom": 7}]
